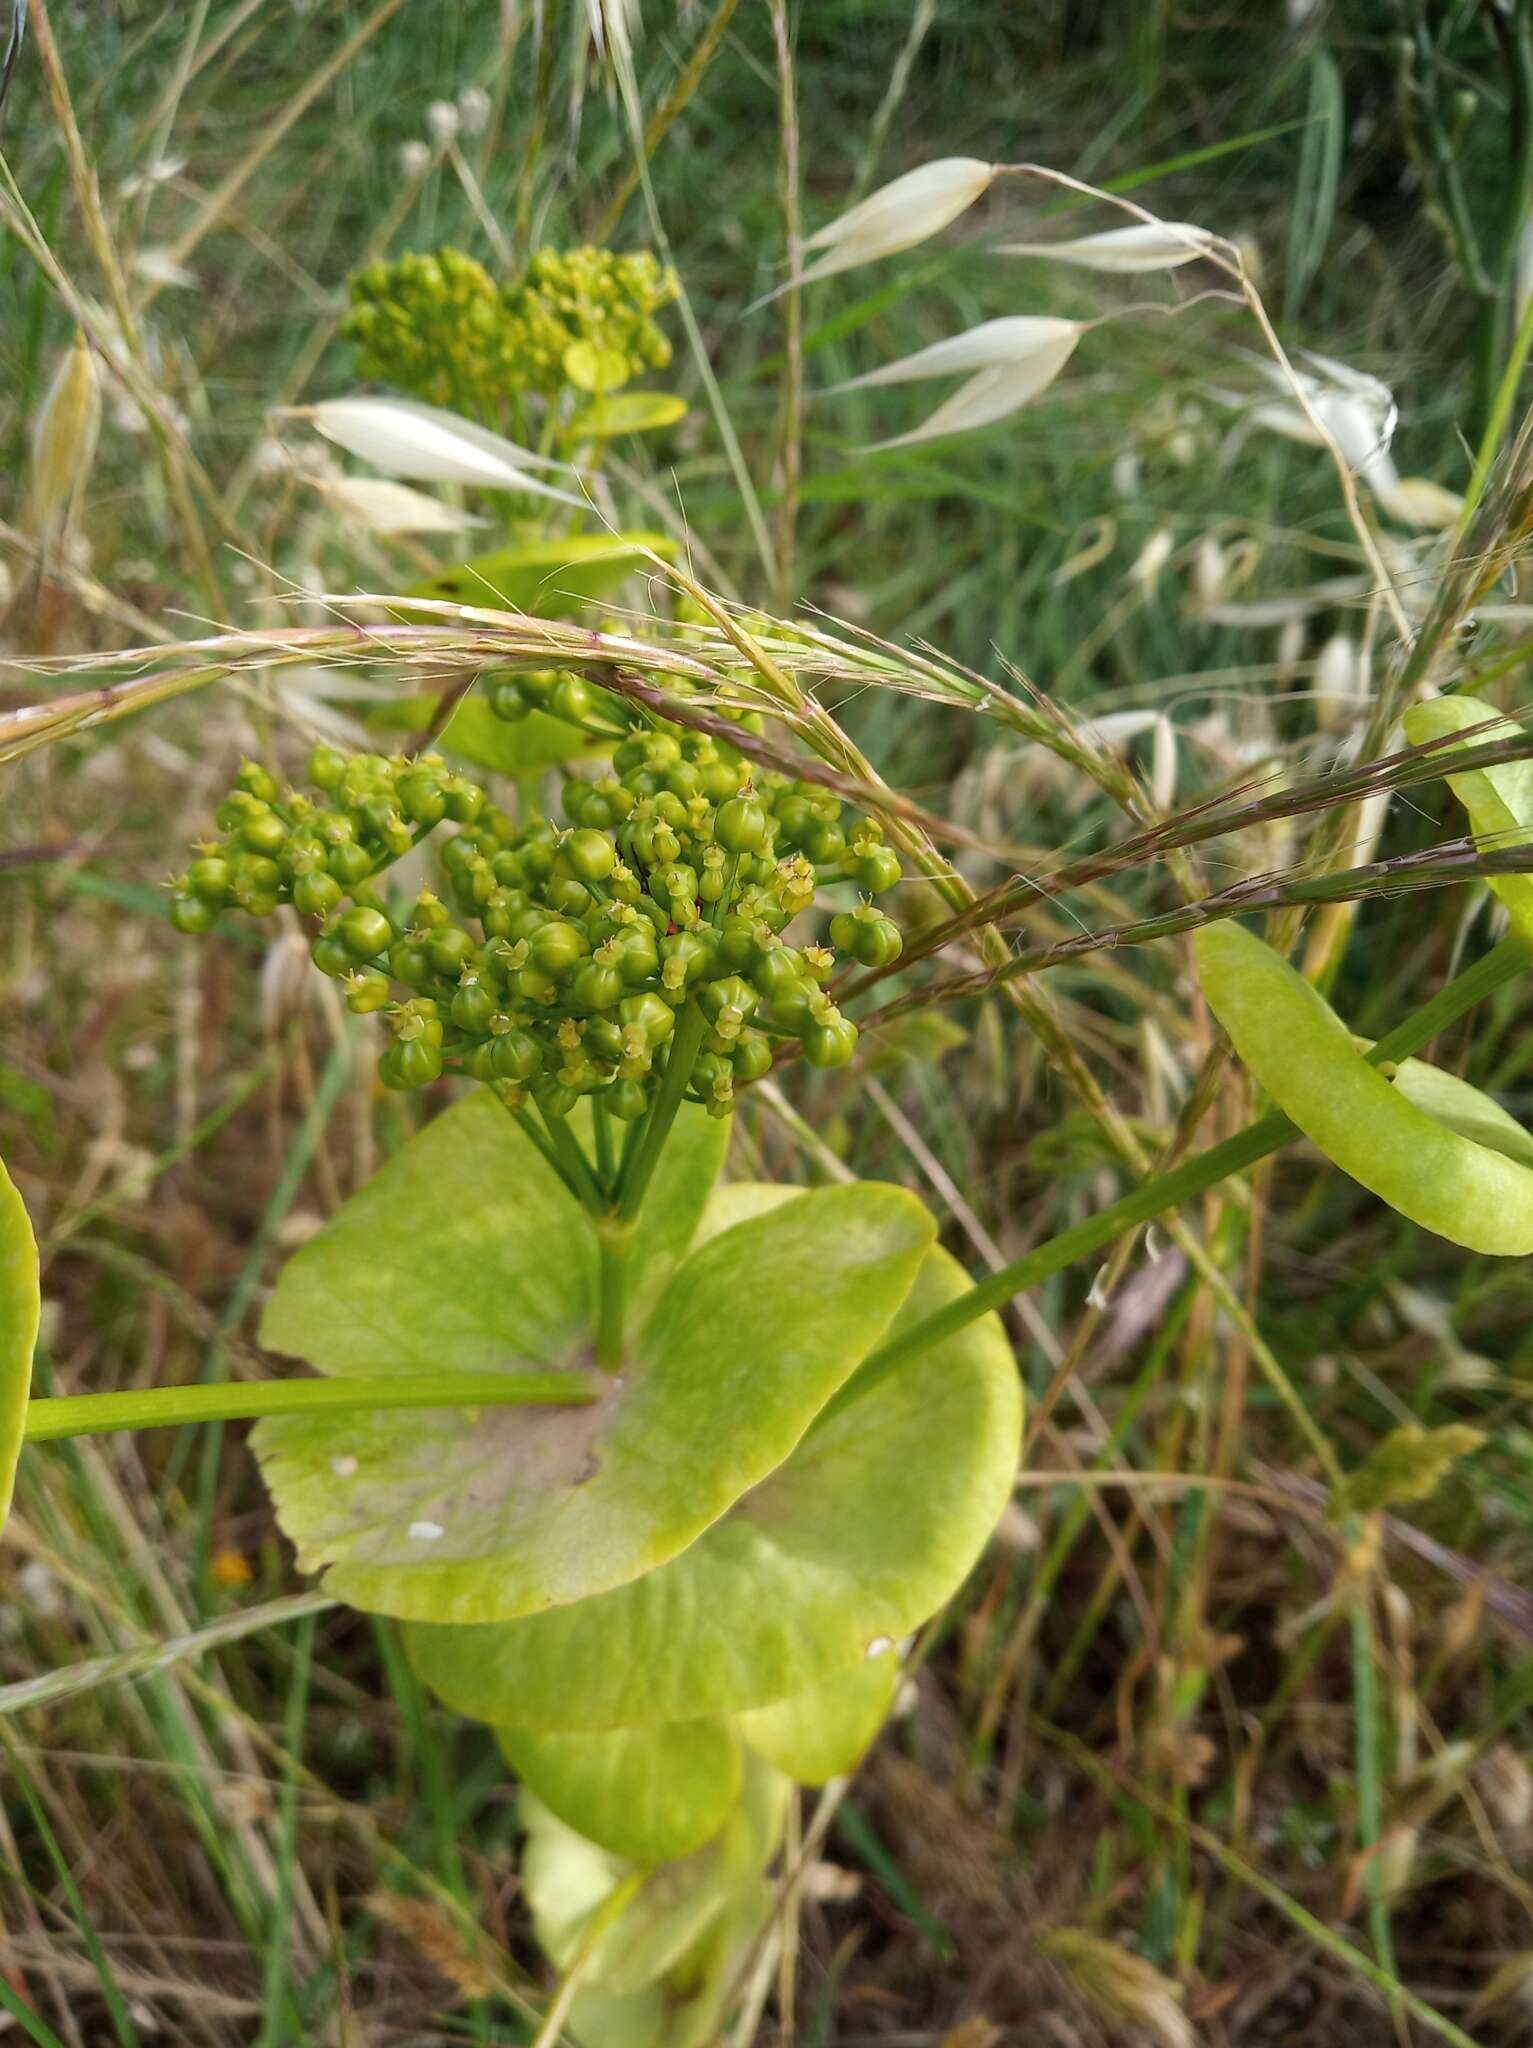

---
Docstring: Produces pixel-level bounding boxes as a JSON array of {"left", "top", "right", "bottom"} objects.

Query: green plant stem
[
  {"left": 1349, "top": 1571, "right": 1399, "bottom": 1978},
  {"left": 616, "top": 998, "right": 708, "bottom": 1224},
  {"left": 538, "top": 1105, "right": 605, "bottom": 1213},
  {"left": 594, "top": 1218, "right": 635, "bottom": 1371},
  {"left": 830, "top": 934, "right": 1531, "bottom": 1418},
  {"left": 25, "top": 1369, "right": 599, "bottom": 1443}
]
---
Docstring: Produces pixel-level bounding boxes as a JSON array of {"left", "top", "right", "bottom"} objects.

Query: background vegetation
[{"left": 5, "top": 1, "right": 1533, "bottom": 2042}]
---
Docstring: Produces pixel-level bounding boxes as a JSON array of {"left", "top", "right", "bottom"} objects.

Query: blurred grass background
[{"left": 7, "top": 2, "right": 1533, "bottom": 2043}]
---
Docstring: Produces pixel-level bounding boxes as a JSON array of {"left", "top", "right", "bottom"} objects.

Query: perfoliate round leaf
[
  {"left": 738, "top": 1647, "right": 898, "bottom": 1784},
  {"left": 570, "top": 392, "right": 688, "bottom": 438},
  {"left": 563, "top": 1879, "right": 773, "bottom": 2048},
  {"left": 499, "top": 1718, "right": 742, "bottom": 1865},
  {"left": 437, "top": 697, "right": 603, "bottom": 777},
  {"left": 259, "top": 1092, "right": 593, "bottom": 1379},
  {"left": 0, "top": 1151, "right": 39, "bottom": 1531},
  {"left": 408, "top": 1234, "right": 1021, "bottom": 1722},
  {"left": 403, "top": 532, "right": 676, "bottom": 615},
  {"left": 256, "top": 1119, "right": 932, "bottom": 1622},
  {"left": 563, "top": 340, "right": 630, "bottom": 393},
  {"left": 523, "top": 1755, "right": 784, "bottom": 1997}
]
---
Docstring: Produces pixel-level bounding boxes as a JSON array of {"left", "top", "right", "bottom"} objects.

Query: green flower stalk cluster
[
  {"left": 343, "top": 244, "right": 677, "bottom": 412},
  {"left": 167, "top": 691, "right": 903, "bottom": 1123}
]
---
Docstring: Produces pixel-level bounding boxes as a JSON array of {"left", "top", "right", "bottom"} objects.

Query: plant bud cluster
[
  {"left": 344, "top": 244, "right": 677, "bottom": 412},
  {"left": 168, "top": 692, "right": 903, "bottom": 1120}
]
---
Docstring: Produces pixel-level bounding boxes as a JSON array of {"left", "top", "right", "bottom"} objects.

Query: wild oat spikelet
[{"left": 29, "top": 330, "right": 100, "bottom": 543}]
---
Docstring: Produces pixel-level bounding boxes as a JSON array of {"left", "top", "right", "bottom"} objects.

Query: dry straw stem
[
  {"left": 841, "top": 709, "right": 1533, "bottom": 997},
  {"left": 13, "top": 4, "right": 221, "bottom": 604}
]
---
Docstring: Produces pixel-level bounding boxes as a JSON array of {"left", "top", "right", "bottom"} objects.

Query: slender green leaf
[
  {"left": 0, "top": 1148, "right": 38, "bottom": 1529},
  {"left": 1195, "top": 920, "right": 1533, "bottom": 1253}
]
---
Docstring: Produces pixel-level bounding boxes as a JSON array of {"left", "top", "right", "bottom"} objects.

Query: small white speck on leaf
[
  {"left": 866, "top": 1635, "right": 893, "bottom": 1659},
  {"left": 331, "top": 1455, "right": 358, "bottom": 1479},
  {"left": 408, "top": 1520, "right": 445, "bottom": 1542}
]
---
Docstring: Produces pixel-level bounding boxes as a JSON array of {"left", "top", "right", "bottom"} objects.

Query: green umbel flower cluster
[
  {"left": 343, "top": 244, "right": 677, "bottom": 412},
  {"left": 501, "top": 245, "right": 676, "bottom": 397},
  {"left": 168, "top": 694, "right": 902, "bottom": 1119},
  {"left": 343, "top": 248, "right": 516, "bottom": 412}
]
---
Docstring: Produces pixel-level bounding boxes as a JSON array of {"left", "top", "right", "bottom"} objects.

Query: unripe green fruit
[
  {"left": 732, "top": 1031, "right": 773, "bottom": 1081},
  {"left": 238, "top": 810, "right": 287, "bottom": 857},
  {"left": 389, "top": 940, "right": 434, "bottom": 989},
  {"left": 619, "top": 993, "right": 674, "bottom": 1047},
  {"left": 571, "top": 961, "right": 623, "bottom": 1013},
  {"left": 293, "top": 871, "right": 344, "bottom": 918},
  {"left": 856, "top": 846, "right": 903, "bottom": 894},
  {"left": 488, "top": 677, "right": 532, "bottom": 722},
  {"left": 752, "top": 946, "right": 805, "bottom": 1001},
  {"left": 215, "top": 793, "right": 260, "bottom": 833},
  {"left": 427, "top": 926, "right": 475, "bottom": 976},
  {"left": 492, "top": 1029, "right": 543, "bottom": 1082},
  {"left": 699, "top": 757, "right": 743, "bottom": 804},
  {"left": 464, "top": 1041, "right": 499, "bottom": 1083},
  {"left": 169, "top": 892, "right": 218, "bottom": 934},
  {"left": 606, "top": 1077, "right": 649, "bottom": 1121},
  {"left": 442, "top": 777, "right": 485, "bottom": 824},
  {"left": 653, "top": 862, "right": 698, "bottom": 910},
  {"left": 311, "top": 932, "right": 353, "bottom": 977},
  {"left": 700, "top": 975, "right": 758, "bottom": 1030},
  {"left": 767, "top": 978, "right": 816, "bottom": 1032},
  {"left": 386, "top": 1038, "right": 444, "bottom": 1089},
  {"left": 308, "top": 744, "right": 348, "bottom": 790},
  {"left": 544, "top": 874, "right": 593, "bottom": 919},
  {"left": 329, "top": 842, "right": 374, "bottom": 887},
  {"left": 358, "top": 796, "right": 402, "bottom": 841},
  {"left": 231, "top": 853, "right": 282, "bottom": 897},
  {"left": 566, "top": 828, "right": 616, "bottom": 882},
  {"left": 658, "top": 930, "right": 715, "bottom": 993},
  {"left": 397, "top": 771, "right": 447, "bottom": 826},
  {"left": 715, "top": 794, "right": 768, "bottom": 854},
  {"left": 236, "top": 760, "right": 279, "bottom": 804},
  {"left": 853, "top": 914, "right": 902, "bottom": 968},
  {"left": 531, "top": 920, "right": 585, "bottom": 977},
  {"left": 802, "top": 1013, "right": 858, "bottom": 1068},
  {"left": 395, "top": 1000, "right": 443, "bottom": 1048},
  {"left": 344, "top": 969, "right": 392, "bottom": 1014},
  {"left": 340, "top": 906, "right": 394, "bottom": 961},
  {"left": 514, "top": 966, "right": 559, "bottom": 1005},
  {"left": 804, "top": 821, "right": 847, "bottom": 866},
  {"left": 549, "top": 673, "right": 593, "bottom": 725},
  {"left": 533, "top": 1079, "right": 580, "bottom": 1119},
  {"left": 773, "top": 795, "right": 814, "bottom": 844},
  {"left": 186, "top": 857, "right": 232, "bottom": 905},
  {"left": 520, "top": 833, "right": 558, "bottom": 883},
  {"left": 451, "top": 980, "right": 498, "bottom": 1033}
]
